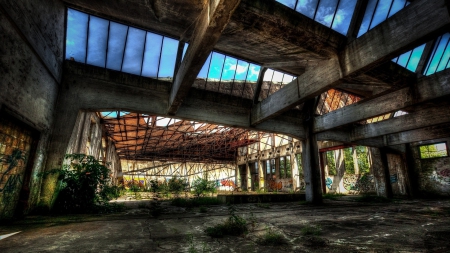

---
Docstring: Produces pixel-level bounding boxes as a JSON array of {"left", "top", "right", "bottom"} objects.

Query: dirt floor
[{"left": 1, "top": 196, "right": 450, "bottom": 252}]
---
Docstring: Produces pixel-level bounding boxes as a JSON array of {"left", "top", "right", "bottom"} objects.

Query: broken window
[{"left": 419, "top": 143, "right": 448, "bottom": 159}]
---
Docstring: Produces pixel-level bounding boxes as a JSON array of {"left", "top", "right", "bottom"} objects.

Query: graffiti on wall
[
  {"left": 325, "top": 178, "right": 333, "bottom": 190},
  {"left": 268, "top": 179, "right": 292, "bottom": 191},
  {"left": 390, "top": 174, "right": 398, "bottom": 184},
  {"left": 220, "top": 179, "right": 235, "bottom": 188}
]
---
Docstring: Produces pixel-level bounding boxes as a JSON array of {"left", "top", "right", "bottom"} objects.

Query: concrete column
[
  {"left": 369, "top": 148, "right": 390, "bottom": 198},
  {"left": 302, "top": 98, "right": 322, "bottom": 203},
  {"left": 290, "top": 153, "right": 301, "bottom": 191},
  {"left": 258, "top": 158, "right": 265, "bottom": 190},
  {"left": 275, "top": 157, "right": 280, "bottom": 179},
  {"left": 235, "top": 164, "right": 240, "bottom": 188},
  {"left": 246, "top": 163, "right": 251, "bottom": 191},
  {"left": 353, "top": 147, "right": 359, "bottom": 174}
]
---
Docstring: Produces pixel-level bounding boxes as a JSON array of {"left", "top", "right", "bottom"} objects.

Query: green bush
[
  {"left": 168, "top": 176, "right": 188, "bottom": 197},
  {"left": 46, "top": 154, "right": 118, "bottom": 214},
  {"left": 191, "top": 178, "right": 217, "bottom": 197},
  {"left": 205, "top": 205, "right": 247, "bottom": 238},
  {"left": 257, "top": 228, "right": 286, "bottom": 246}
]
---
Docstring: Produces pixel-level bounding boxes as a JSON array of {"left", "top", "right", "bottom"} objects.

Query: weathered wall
[
  {"left": 0, "top": 0, "right": 64, "bottom": 217},
  {"left": 411, "top": 138, "right": 450, "bottom": 195},
  {"left": 65, "top": 112, "right": 122, "bottom": 182}
]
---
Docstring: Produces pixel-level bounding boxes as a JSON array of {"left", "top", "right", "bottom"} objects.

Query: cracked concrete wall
[
  {"left": 0, "top": 0, "right": 64, "bottom": 215},
  {"left": 411, "top": 138, "right": 450, "bottom": 195}
]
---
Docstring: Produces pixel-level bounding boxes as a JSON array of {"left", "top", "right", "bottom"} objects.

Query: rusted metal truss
[{"left": 98, "top": 111, "right": 262, "bottom": 163}]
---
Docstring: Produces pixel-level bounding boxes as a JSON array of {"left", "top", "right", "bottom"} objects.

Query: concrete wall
[
  {"left": 411, "top": 138, "right": 450, "bottom": 195},
  {"left": 0, "top": 0, "right": 64, "bottom": 216},
  {"left": 65, "top": 112, "right": 122, "bottom": 183}
]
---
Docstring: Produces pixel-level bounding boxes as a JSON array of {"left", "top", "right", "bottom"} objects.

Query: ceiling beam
[
  {"left": 314, "top": 68, "right": 450, "bottom": 132},
  {"left": 168, "top": 0, "right": 241, "bottom": 115},
  {"left": 250, "top": 0, "right": 450, "bottom": 125}
]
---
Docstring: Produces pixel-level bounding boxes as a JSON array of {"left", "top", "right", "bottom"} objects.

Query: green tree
[
  {"left": 191, "top": 178, "right": 216, "bottom": 197},
  {"left": 168, "top": 176, "right": 188, "bottom": 197},
  {"left": 326, "top": 151, "right": 336, "bottom": 175},
  {"left": 344, "top": 148, "right": 355, "bottom": 174}
]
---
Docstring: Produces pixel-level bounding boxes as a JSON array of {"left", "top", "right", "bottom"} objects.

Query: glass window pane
[
  {"left": 208, "top": 52, "right": 226, "bottom": 81},
  {"left": 426, "top": 34, "right": 450, "bottom": 75},
  {"left": 198, "top": 53, "right": 212, "bottom": 79},
  {"left": 86, "top": 16, "right": 109, "bottom": 67},
  {"left": 282, "top": 74, "right": 294, "bottom": 84},
  {"left": 106, "top": 22, "right": 128, "bottom": 71},
  {"left": 66, "top": 9, "right": 88, "bottom": 62},
  {"left": 276, "top": 0, "right": 297, "bottom": 8},
  {"left": 315, "top": 0, "right": 339, "bottom": 28},
  {"left": 158, "top": 37, "right": 178, "bottom": 79},
  {"left": 122, "top": 27, "right": 146, "bottom": 75},
  {"left": 221, "top": 57, "right": 238, "bottom": 81},
  {"left": 234, "top": 60, "right": 250, "bottom": 81},
  {"left": 436, "top": 41, "right": 450, "bottom": 73},
  {"left": 370, "top": 0, "right": 393, "bottom": 29},
  {"left": 263, "top": 69, "right": 274, "bottom": 81},
  {"left": 405, "top": 44, "right": 425, "bottom": 72},
  {"left": 357, "top": 0, "right": 378, "bottom": 37},
  {"left": 388, "top": 0, "right": 407, "bottom": 18},
  {"left": 272, "top": 71, "right": 284, "bottom": 84},
  {"left": 142, "top": 33, "right": 163, "bottom": 78},
  {"left": 247, "top": 64, "right": 261, "bottom": 82},
  {"left": 396, "top": 51, "right": 412, "bottom": 68},
  {"left": 331, "top": 0, "right": 357, "bottom": 35},
  {"left": 296, "top": 0, "right": 319, "bottom": 19}
]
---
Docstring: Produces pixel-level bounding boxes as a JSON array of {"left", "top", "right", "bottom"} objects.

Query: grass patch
[
  {"left": 301, "top": 224, "right": 322, "bottom": 236},
  {"left": 257, "top": 227, "right": 286, "bottom": 246},
  {"left": 354, "top": 195, "right": 391, "bottom": 203},
  {"left": 322, "top": 193, "right": 345, "bottom": 200},
  {"left": 205, "top": 205, "right": 247, "bottom": 238},
  {"left": 172, "top": 197, "right": 221, "bottom": 208}
]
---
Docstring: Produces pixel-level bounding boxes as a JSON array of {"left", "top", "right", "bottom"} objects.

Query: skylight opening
[
  {"left": 276, "top": 0, "right": 358, "bottom": 35},
  {"left": 357, "top": 0, "right": 409, "bottom": 38},
  {"left": 393, "top": 110, "right": 408, "bottom": 117},
  {"left": 195, "top": 51, "right": 261, "bottom": 99},
  {"left": 66, "top": 9, "right": 179, "bottom": 81},
  {"left": 424, "top": 33, "right": 450, "bottom": 76},
  {"left": 391, "top": 43, "right": 426, "bottom": 72},
  {"left": 259, "top": 69, "right": 295, "bottom": 101}
]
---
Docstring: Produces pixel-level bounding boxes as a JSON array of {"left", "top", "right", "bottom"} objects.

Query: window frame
[{"left": 418, "top": 142, "right": 449, "bottom": 159}]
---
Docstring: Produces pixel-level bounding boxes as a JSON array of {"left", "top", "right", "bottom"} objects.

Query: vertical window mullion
[
  {"left": 120, "top": 26, "right": 130, "bottom": 72},
  {"left": 313, "top": 0, "right": 321, "bottom": 20},
  {"left": 435, "top": 37, "right": 450, "bottom": 72},
  {"left": 104, "top": 21, "right": 110, "bottom": 68},
  {"left": 241, "top": 63, "right": 251, "bottom": 98},
  {"left": 140, "top": 32, "right": 148, "bottom": 76},
  {"left": 330, "top": 0, "right": 342, "bottom": 28},
  {"left": 424, "top": 36, "right": 442, "bottom": 75},
  {"left": 85, "top": 15, "right": 91, "bottom": 64},
  {"left": 217, "top": 56, "right": 227, "bottom": 92},
  {"left": 368, "top": 0, "right": 380, "bottom": 30},
  {"left": 156, "top": 36, "right": 165, "bottom": 79},
  {"left": 204, "top": 53, "right": 213, "bottom": 90}
]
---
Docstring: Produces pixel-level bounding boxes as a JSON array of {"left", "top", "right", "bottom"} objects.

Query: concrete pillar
[
  {"left": 405, "top": 143, "right": 419, "bottom": 197},
  {"left": 235, "top": 164, "right": 240, "bottom": 188},
  {"left": 302, "top": 98, "right": 323, "bottom": 203},
  {"left": 353, "top": 147, "right": 359, "bottom": 175},
  {"left": 290, "top": 153, "right": 301, "bottom": 191},
  {"left": 246, "top": 163, "right": 251, "bottom": 191},
  {"left": 275, "top": 157, "right": 280, "bottom": 179},
  {"left": 258, "top": 158, "right": 265, "bottom": 190},
  {"left": 369, "top": 148, "right": 390, "bottom": 198}
]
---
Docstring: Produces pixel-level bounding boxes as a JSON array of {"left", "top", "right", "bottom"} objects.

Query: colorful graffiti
[
  {"left": 220, "top": 179, "right": 235, "bottom": 188},
  {"left": 438, "top": 169, "right": 450, "bottom": 178},
  {"left": 390, "top": 174, "right": 398, "bottom": 184},
  {"left": 268, "top": 180, "right": 282, "bottom": 191},
  {"left": 123, "top": 176, "right": 145, "bottom": 188},
  {"left": 325, "top": 177, "right": 333, "bottom": 189}
]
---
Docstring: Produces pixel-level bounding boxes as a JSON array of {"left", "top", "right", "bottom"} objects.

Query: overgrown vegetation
[
  {"left": 257, "top": 227, "right": 286, "bottom": 246},
  {"left": 204, "top": 205, "right": 247, "bottom": 238},
  {"left": 301, "top": 224, "right": 322, "bottom": 236},
  {"left": 191, "top": 178, "right": 217, "bottom": 197},
  {"left": 43, "top": 154, "right": 125, "bottom": 214}
]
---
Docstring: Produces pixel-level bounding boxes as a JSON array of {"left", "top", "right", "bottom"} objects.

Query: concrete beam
[
  {"left": 315, "top": 68, "right": 450, "bottom": 132},
  {"left": 251, "top": 0, "right": 450, "bottom": 125},
  {"left": 168, "top": 0, "right": 241, "bottom": 115}
]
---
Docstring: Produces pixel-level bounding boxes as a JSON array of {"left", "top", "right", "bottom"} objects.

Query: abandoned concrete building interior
[{"left": 2, "top": 0, "right": 450, "bottom": 252}]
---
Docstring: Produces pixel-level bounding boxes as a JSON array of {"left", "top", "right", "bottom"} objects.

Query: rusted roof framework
[{"left": 99, "top": 111, "right": 263, "bottom": 163}]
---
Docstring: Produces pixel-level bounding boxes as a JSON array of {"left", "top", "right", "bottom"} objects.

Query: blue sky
[
  {"left": 358, "top": 0, "right": 408, "bottom": 37},
  {"left": 66, "top": 9, "right": 178, "bottom": 79}
]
